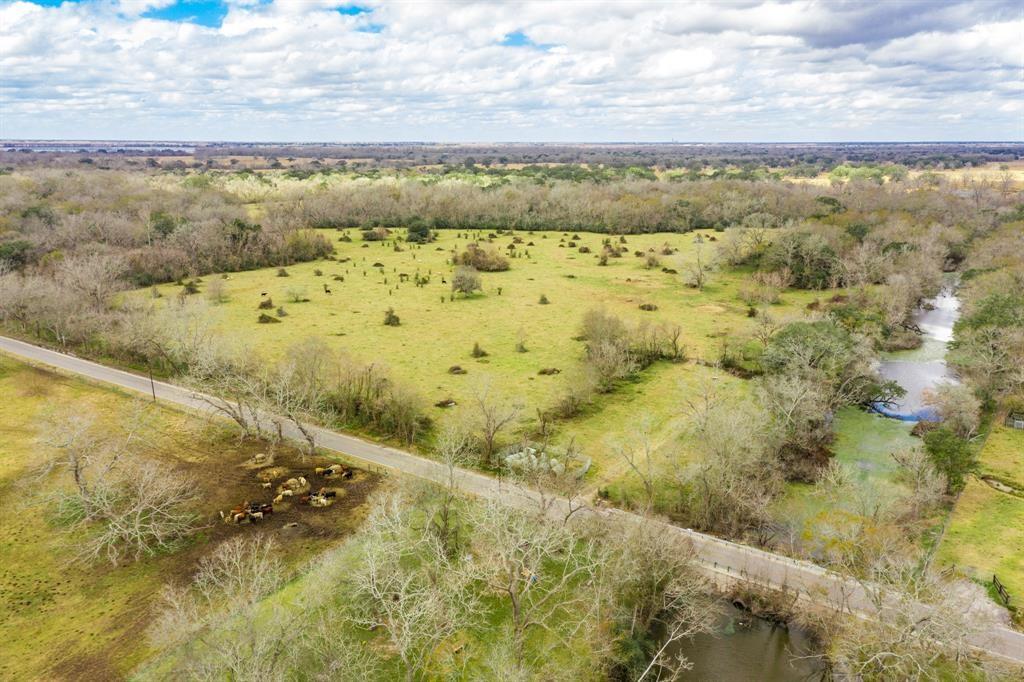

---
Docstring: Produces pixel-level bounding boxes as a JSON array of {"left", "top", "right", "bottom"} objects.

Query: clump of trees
[
  {"left": 578, "top": 308, "right": 684, "bottom": 392},
  {"left": 154, "top": 476, "right": 720, "bottom": 680},
  {"left": 758, "top": 320, "right": 900, "bottom": 479}
]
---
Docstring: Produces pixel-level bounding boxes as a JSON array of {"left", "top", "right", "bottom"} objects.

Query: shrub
[
  {"left": 539, "top": 294, "right": 550, "bottom": 305},
  {"left": 276, "top": 306, "right": 288, "bottom": 317},
  {"left": 361, "top": 227, "right": 390, "bottom": 241},
  {"left": 257, "top": 297, "right": 273, "bottom": 310},
  {"left": 314, "top": 269, "right": 323, "bottom": 276},
  {"left": 471, "top": 342, "right": 488, "bottom": 358},
  {"left": 286, "top": 287, "right": 309, "bottom": 303},
  {"left": 383, "top": 308, "right": 401, "bottom": 326},
  {"left": 257, "top": 313, "right": 281, "bottom": 324},
  {"left": 458, "top": 243, "right": 509, "bottom": 272},
  {"left": 639, "top": 303, "right": 658, "bottom": 311},
  {"left": 448, "top": 365, "right": 467, "bottom": 375},
  {"left": 644, "top": 254, "right": 661, "bottom": 269},
  {"left": 578, "top": 245, "right": 591, "bottom": 254},
  {"left": 451, "top": 265, "right": 482, "bottom": 296},
  {"left": 276, "top": 268, "right": 289, "bottom": 277}
]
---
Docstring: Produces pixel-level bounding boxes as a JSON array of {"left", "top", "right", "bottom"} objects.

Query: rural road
[{"left": 2, "top": 334, "right": 1022, "bottom": 666}]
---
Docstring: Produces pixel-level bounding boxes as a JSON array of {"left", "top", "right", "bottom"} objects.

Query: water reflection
[
  {"left": 672, "top": 604, "right": 826, "bottom": 680},
  {"left": 874, "top": 286, "right": 960, "bottom": 421}
]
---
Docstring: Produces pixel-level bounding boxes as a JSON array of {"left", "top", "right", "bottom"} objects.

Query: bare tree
[
  {"left": 610, "top": 418, "right": 661, "bottom": 512},
  {"left": 604, "top": 515, "right": 719, "bottom": 681},
  {"left": 151, "top": 536, "right": 302, "bottom": 681},
  {"left": 470, "top": 500, "right": 602, "bottom": 670},
  {"left": 429, "top": 423, "right": 474, "bottom": 554},
  {"left": 892, "top": 447, "right": 947, "bottom": 520},
  {"left": 56, "top": 253, "right": 127, "bottom": 309},
  {"left": 344, "top": 493, "right": 477, "bottom": 681},
  {"left": 469, "top": 378, "right": 523, "bottom": 466},
  {"left": 40, "top": 406, "right": 199, "bottom": 564},
  {"left": 811, "top": 558, "right": 1004, "bottom": 681},
  {"left": 683, "top": 233, "right": 711, "bottom": 290},
  {"left": 671, "top": 382, "right": 783, "bottom": 541},
  {"left": 923, "top": 383, "right": 981, "bottom": 440},
  {"left": 504, "top": 436, "right": 590, "bottom": 524}
]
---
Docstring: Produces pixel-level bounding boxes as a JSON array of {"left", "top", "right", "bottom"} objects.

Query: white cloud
[{"left": 0, "top": 0, "right": 1020, "bottom": 141}]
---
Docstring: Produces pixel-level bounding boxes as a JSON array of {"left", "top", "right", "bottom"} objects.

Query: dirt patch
[{"left": 47, "top": 441, "right": 380, "bottom": 681}]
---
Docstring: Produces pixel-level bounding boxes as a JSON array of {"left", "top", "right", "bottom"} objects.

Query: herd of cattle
[{"left": 220, "top": 462, "right": 354, "bottom": 524}]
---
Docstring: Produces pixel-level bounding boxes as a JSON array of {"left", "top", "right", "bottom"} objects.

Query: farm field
[
  {"left": 149, "top": 228, "right": 826, "bottom": 475},
  {"left": 937, "top": 423, "right": 1024, "bottom": 604},
  {"left": 0, "top": 354, "right": 380, "bottom": 681}
]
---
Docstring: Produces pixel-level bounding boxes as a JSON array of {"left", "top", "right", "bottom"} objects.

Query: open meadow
[
  {"left": 149, "top": 227, "right": 829, "bottom": 478},
  {"left": 938, "top": 423, "right": 1024, "bottom": 606}
]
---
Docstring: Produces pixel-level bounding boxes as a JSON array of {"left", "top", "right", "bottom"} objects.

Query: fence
[{"left": 993, "top": 574, "right": 1013, "bottom": 608}]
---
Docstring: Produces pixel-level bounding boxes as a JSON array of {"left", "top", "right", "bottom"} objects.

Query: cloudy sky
[{"left": 1, "top": 0, "right": 1021, "bottom": 142}]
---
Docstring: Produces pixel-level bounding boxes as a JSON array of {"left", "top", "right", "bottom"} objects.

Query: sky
[{"left": 0, "top": 0, "right": 1021, "bottom": 142}]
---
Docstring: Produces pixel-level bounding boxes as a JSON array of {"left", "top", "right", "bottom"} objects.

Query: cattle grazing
[{"left": 316, "top": 464, "right": 351, "bottom": 479}]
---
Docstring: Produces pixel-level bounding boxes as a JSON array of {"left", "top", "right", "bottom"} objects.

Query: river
[
  {"left": 672, "top": 603, "right": 825, "bottom": 680},
  {"left": 677, "top": 286, "right": 964, "bottom": 678},
  {"left": 873, "top": 284, "right": 961, "bottom": 420}
]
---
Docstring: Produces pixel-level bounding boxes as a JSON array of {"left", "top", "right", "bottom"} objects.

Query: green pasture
[{"left": 150, "top": 228, "right": 824, "bottom": 473}]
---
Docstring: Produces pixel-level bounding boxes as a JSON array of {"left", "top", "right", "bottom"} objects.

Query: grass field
[
  {"left": 150, "top": 228, "right": 826, "bottom": 474},
  {"left": 936, "top": 423, "right": 1024, "bottom": 608},
  {"left": 0, "top": 354, "right": 379, "bottom": 680}
]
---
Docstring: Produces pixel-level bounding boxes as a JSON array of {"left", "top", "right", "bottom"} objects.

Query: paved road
[{"left": 2, "top": 334, "right": 1021, "bottom": 665}]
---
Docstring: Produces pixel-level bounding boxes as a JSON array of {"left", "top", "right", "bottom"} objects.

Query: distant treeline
[
  {"left": 285, "top": 174, "right": 993, "bottom": 234},
  {"left": 1, "top": 141, "right": 1021, "bottom": 173}
]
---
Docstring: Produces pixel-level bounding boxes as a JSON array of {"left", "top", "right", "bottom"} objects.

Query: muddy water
[
  {"left": 671, "top": 604, "right": 825, "bottom": 680},
  {"left": 875, "top": 286, "right": 961, "bottom": 420}
]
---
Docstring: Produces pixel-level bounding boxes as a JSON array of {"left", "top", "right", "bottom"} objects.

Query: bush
[
  {"left": 257, "top": 297, "right": 273, "bottom": 310},
  {"left": 457, "top": 243, "right": 509, "bottom": 272},
  {"left": 258, "top": 313, "right": 281, "bottom": 324},
  {"left": 406, "top": 221, "right": 433, "bottom": 243},
  {"left": 383, "top": 308, "right": 400, "bottom": 326},
  {"left": 471, "top": 342, "right": 488, "bottom": 358},
  {"left": 276, "top": 268, "right": 289, "bottom": 277},
  {"left": 361, "top": 227, "right": 390, "bottom": 241},
  {"left": 539, "top": 294, "right": 550, "bottom": 305},
  {"left": 451, "top": 265, "right": 482, "bottom": 296},
  {"left": 639, "top": 303, "right": 658, "bottom": 311}
]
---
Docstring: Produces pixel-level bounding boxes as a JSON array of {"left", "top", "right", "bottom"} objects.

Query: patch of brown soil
[{"left": 49, "top": 438, "right": 380, "bottom": 681}]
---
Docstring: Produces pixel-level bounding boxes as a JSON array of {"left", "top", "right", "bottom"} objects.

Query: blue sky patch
[
  {"left": 500, "top": 30, "right": 551, "bottom": 50},
  {"left": 357, "top": 23, "right": 385, "bottom": 34},
  {"left": 21, "top": 0, "right": 84, "bottom": 6},
  {"left": 142, "top": 1, "right": 229, "bottom": 28},
  {"left": 336, "top": 4, "right": 371, "bottom": 16}
]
